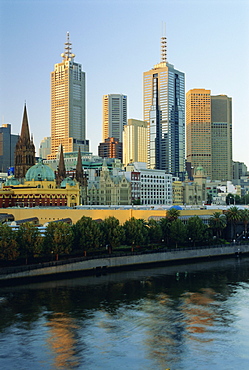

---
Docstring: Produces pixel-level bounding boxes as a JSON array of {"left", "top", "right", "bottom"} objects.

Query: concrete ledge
[{"left": 1, "top": 244, "right": 248, "bottom": 282}]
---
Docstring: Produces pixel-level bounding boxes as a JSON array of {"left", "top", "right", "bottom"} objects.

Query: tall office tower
[
  {"left": 102, "top": 94, "right": 127, "bottom": 143},
  {"left": 48, "top": 32, "right": 89, "bottom": 160},
  {"left": 186, "top": 89, "right": 212, "bottom": 178},
  {"left": 123, "top": 119, "right": 148, "bottom": 167},
  {"left": 0, "top": 124, "right": 19, "bottom": 172},
  {"left": 211, "top": 95, "right": 232, "bottom": 181},
  {"left": 143, "top": 35, "right": 185, "bottom": 178}
]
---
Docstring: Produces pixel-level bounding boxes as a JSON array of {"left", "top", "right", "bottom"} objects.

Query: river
[{"left": 0, "top": 257, "right": 249, "bottom": 370}]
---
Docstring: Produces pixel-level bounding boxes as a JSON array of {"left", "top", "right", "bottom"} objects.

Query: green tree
[
  {"left": 186, "top": 216, "right": 208, "bottom": 247},
  {"left": 239, "top": 209, "right": 249, "bottom": 236},
  {"left": 99, "top": 217, "right": 124, "bottom": 254},
  {"left": 208, "top": 212, "right": 227, "bottom": 239},
  {"left": 123, "top": 217, "right": 148, "bottom": 250},
  {"left": 147, "top": 219, "right": 162, "bottom": 245},
  {"left": 226, "top": 193, "right": 235, "bottom": 205},
  {"left": 160, "top": 217, "right": 171, "bottom": 246},
  {"left": 0, "top": 224, "right": 19, "bottom": 261},
  {"left": 225, "top": 206, "right": 241, "bottom": 240},
  {"left": 74, "top": 216, "right": 102, "bottom": 251},
  {"left": 166, "top": 208, "right": 181, "bottom": 221},
  {"left": 17, "top": 223, "right": 42, "bottom": 264},
  {"left": 43, "top": 222, "right": 73, "bottom": 260},
  {"left": 169, "top": 219, "right": 186, "bottom": 248}
]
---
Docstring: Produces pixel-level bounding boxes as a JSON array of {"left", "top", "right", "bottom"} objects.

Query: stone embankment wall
[{"left": 1, "top": 244, "right": 248, "bottom": 282}]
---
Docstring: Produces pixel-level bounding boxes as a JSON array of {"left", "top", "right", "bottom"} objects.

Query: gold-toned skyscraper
[
  {"left": 186, "top": 89, "right": 212, "bottom": 177},
  {"left": 186, "top": 89, "right": 232, "bottom": 180},
  {"left": 48, "top": 33, "right": 89, "bottom": 159},
  {"left": 122, "top": 119, "right": 147, "bottom": 166}
]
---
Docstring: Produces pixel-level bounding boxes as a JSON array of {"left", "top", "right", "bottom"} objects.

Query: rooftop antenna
[
  {"left": 161, "top": 22, "right": 167, "bottom": 63},
  {"left": 61, "top": 32, "right": 75, "bottom": 60}
]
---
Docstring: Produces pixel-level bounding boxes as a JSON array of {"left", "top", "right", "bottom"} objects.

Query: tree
[
  {"left": 17, "top": 223, "right": 42, "bottom": 264},
  {"left": 99, "top": 217, "right": 124, "bottom": 254},
  {"left": 166, "top": 208, "right": 180, "bottom": 222},
  {"left": 239, "top": 209, "right": 249, "bottom": 236},
  {"left": 147, "top": 219, "right": 162, "bottom": 245},
  {"left": 186, "top": 216, "right": 208, "bottom": 247},
  {"left": 169, "top": 219, "right": 186, "bottom": 248},
  {"left": 74, "top": 216, "right": 102, "bottom": 251},
  {"left": 225, "top": 206, "right": 241, "bottom": 240},
  {"left": 43, "top": 222, "right": 73, "bottom": 260},
  {"left": 226, "top": 193, "right": 235, "bottom": 205},
  {"left": 0, "top": 224, "right": 19, "bottom": 261},
  {"left": 208, "top": 212, "right": 227, "bottom": 239},
  {"left": 123, "top": 217, "right": 148, "bottom": 250},
  {"left": 160, "top": 217, "right": 171, "bottom": 246}
]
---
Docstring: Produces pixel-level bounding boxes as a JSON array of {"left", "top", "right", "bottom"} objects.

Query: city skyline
[{"left": 0, "top": 0, "right": 248, "bottom": 167}]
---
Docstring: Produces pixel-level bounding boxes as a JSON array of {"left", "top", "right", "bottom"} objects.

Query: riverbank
[{"left": 1, "top": 243, "right": 248, "bottom": 284}]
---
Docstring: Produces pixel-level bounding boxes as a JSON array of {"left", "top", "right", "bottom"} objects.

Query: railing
[{"left": 1, "top": 242, "right": 249, "bottom": 277}]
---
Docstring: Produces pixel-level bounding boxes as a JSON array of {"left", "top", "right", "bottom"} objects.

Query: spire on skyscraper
[
  {"left": 61, "top": 32, "right": 75, "bottom": 61},
  {"left": 161, "top": 23, "right": 167, "bottom": 63}
]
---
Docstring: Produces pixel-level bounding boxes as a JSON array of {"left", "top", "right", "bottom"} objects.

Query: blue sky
[{"left": 0, "top": 0, "right": 249, "bottom": 167}]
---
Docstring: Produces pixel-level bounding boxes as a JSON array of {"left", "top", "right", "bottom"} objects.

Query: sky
[{"left": 0, "top": 0, "right": 249, "bottom": 168}]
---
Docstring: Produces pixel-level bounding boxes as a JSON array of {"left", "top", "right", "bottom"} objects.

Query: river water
[{"left": 0, "top": 257, "right": 249, "bottom": 370}]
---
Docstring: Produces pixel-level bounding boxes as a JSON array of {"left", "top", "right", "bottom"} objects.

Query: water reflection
[
  {"left": 45, "top": 313, "right": 80, "bottom": 369},
  {"left": 0, "top": 257, "right": 249, "bottom": 369}
]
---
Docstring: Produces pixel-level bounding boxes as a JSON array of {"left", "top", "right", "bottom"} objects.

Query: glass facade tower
[{"left": 143, "top": 36, "right": 185, "bottom": 178}]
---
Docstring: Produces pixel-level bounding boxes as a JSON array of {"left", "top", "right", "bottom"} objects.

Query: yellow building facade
[
  {"left": 186, "top": 89, "right": 212, "bottom": 177},
  {"left": 48, "top": 33, "right": 88, "bottom": 160},
  {"left": 123, "top": 119, "right": 148, "bottom": 167}
]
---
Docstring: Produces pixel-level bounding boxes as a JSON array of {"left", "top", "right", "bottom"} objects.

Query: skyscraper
[
  {"left": 143, "top": 35, "right": 185, "bottom": 178},
  {"left": 186, "top": 89, "right": 232, "bottom": 181},
  {"left": 0, "top": 123, "right": 19, "bottom": 172},
  {"left": 102, "top": 94, "right": 127, "bottom": 143},
  {"left": 48, "top": 33, "right": 89, "bottom": 160},
  {"left": 123, "top": 119, "right": 147, "bottom": 167},
  {"left": 211, "top": 95, "right": 232, "bottom": 181},
  {"left": 186, "top": 89, "right": 212, "bottom": 177}
]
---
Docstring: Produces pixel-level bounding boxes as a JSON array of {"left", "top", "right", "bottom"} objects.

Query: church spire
[
  {"left": 76, "top": 146, "right": 83, "bottom": 181},
  {"left": 56, "top": 144, "right": 66, "bottom": 186},
  {"left": 20, "top": 104, "right": 31, "bottom": 145},
  {"left": 14, "top": 104, "right": 36, "bottom": 180}
]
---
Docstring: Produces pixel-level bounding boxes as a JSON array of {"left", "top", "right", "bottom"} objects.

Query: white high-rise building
[
  {"left": 102, "top": 94, "right": 127, "bottom": 143},
  {"left": 123, "top": 119, "right": 147, "bottom": 167},
  {"left": 143, "top": 35, "right": 185, "bottom": 179},
  {"left": 48, "top": 32, "right": 89, "bottom": 159}
]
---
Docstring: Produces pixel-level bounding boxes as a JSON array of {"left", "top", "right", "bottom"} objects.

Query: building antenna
[{"left": 161, "top": 22, "right": 167, "bottom": 63}]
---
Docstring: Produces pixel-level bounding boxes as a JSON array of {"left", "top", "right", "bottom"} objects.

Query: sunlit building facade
[
  {"left": 48, "top": 33, "right": 89, "bottom": 159},
  {"left": 143, "top": 36, "right": 185, "bottom": 178},
  {"left": 123, "top": 119, "right": 147, "bottom": 167},
  {"left": 186, "top": 89, "right": 232, "bottom": 181},
  {"left": 102, "top": 94, "right": 127, "bottom": 143},
  {"left": 186, "top": 89, "right": 212, "bottom": 177}
]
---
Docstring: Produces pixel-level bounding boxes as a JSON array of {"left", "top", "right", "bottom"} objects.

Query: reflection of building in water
[
  {"left": 45, "top": 312, "right": 80, "bottom": 368},
  {"left": 181, "top": 288, "right": 216, "bottom": 340}
]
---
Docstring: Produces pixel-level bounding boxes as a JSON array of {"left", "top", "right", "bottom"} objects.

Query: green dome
[
  {"left": 60, "top": 177, "right": 76, "bottom": 188},
  {"left": 25, "top": 162, "right": 55, "bottom": 181}
]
